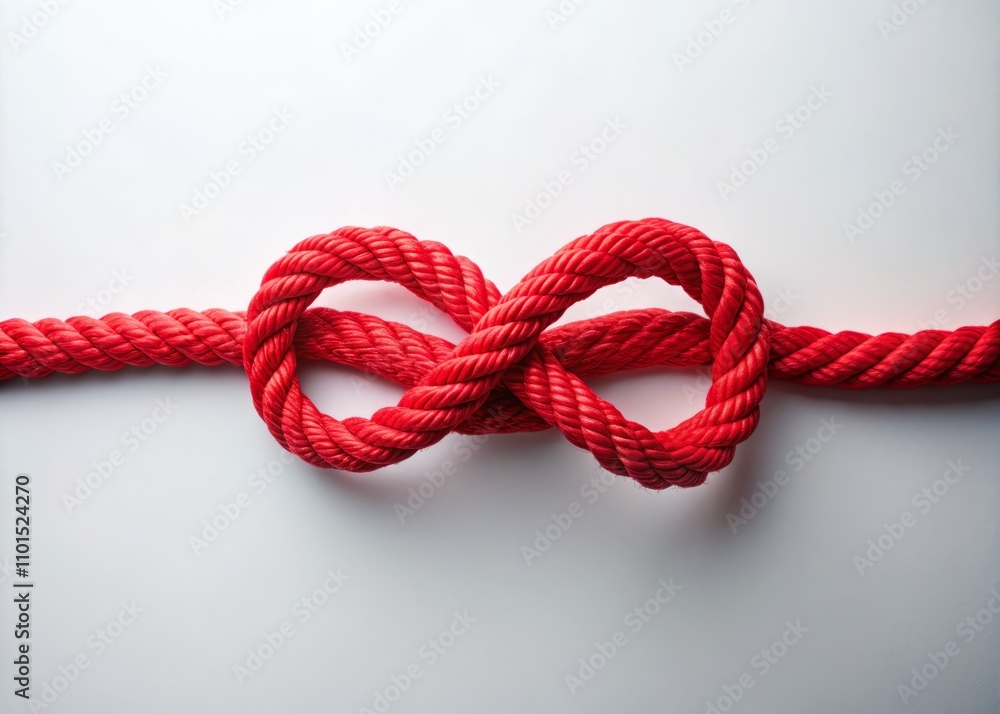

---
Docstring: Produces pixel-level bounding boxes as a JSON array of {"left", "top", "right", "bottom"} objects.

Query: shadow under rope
[
  {"left": 4, "top": 357, "right": 998, "bottom": 513},
  {"left": 705, "top": 377, "right": 1000, "bottom": 538}
]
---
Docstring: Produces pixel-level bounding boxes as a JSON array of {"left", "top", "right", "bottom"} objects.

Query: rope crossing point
[{"left": 2, "top": 219, "right": 998, "bottom": 489}]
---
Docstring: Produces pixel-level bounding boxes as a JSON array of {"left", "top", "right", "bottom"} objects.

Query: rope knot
[
  {"left": 242, "top": 219, "right": 770, "bottom": 489},
  {"left": 5, "top": 218, "right": 995, "bottom": 489}
]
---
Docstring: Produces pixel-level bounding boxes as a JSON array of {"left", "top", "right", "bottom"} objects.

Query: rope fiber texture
[{"left": 2, "top": 219, "right": 998, "bottom": 489}]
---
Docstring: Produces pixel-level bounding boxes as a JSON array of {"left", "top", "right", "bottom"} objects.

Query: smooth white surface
[{"left": 1, "top": 1, "right": 998, "bottom": 712}]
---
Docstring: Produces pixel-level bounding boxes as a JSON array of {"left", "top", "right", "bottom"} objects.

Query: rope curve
[{"left": 2, "top": 218, "right": 998, "bottom": 489}]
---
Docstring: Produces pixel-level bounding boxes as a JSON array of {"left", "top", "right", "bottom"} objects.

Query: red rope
[{"left": 2, "top": 219, "right": 997, "bottom": 489}]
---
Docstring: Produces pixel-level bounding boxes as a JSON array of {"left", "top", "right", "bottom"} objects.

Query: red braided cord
[{"left": 2, "top": 219, "right": 997, "bottom": 488}]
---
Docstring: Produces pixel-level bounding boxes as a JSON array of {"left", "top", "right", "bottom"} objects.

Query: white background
[{"left": 1, "top": 1, "right": 999, "bottom": 712}]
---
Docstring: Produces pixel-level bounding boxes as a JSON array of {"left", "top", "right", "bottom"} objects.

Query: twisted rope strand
[
  {"left": 2, "top": 218, "right": 997, "bottom": 488},
  {"left": 6, "top": 309, "right": 993, "bottom": 387}
]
